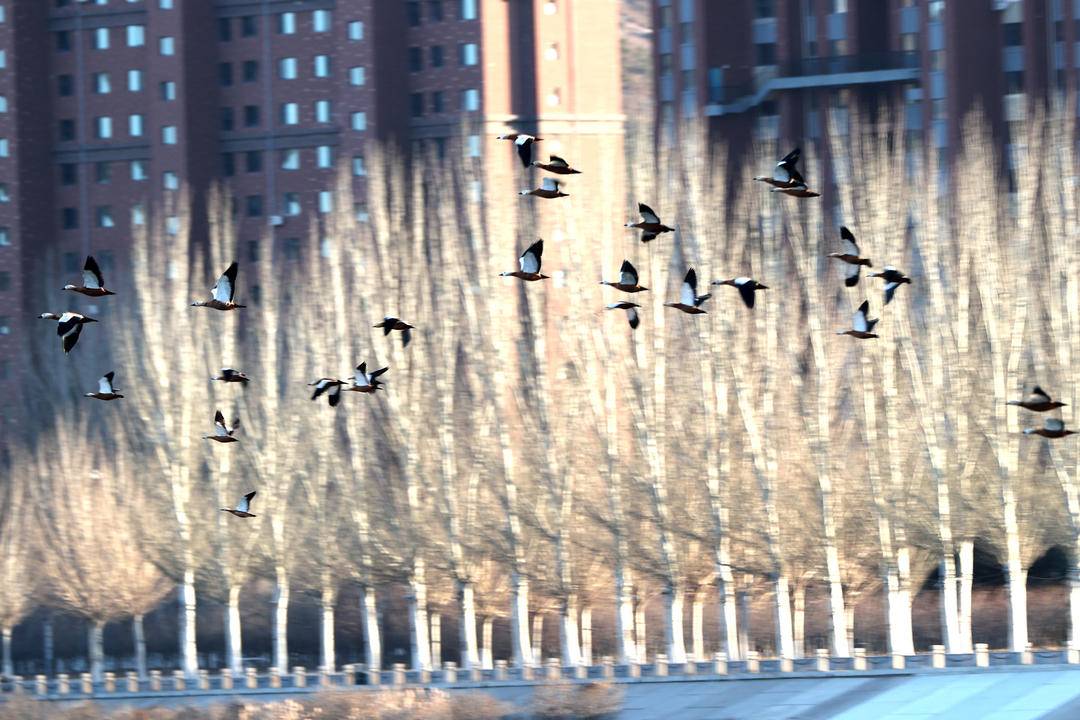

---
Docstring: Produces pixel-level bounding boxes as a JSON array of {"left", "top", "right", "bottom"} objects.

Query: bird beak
[{"left": 86, "top": 317, "right": 99, "bottom": 323}]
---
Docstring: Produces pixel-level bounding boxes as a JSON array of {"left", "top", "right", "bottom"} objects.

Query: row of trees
[{"left": 5, "top": 111, "right": 1080, "bottom": 680}]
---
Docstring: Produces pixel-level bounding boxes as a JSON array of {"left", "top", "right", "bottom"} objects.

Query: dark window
[
  {"left": 218, "top": 18, "right": 232, "bottom": 42},
  {"left": 754, "top": 0, "right": 775, "bottom": 18},
  {"left": 431, "top": 45, "right": 444, "bottom": 67},
  {"left": 222, "top": 153, "right": 235, "bottom": 176},
  {"left": 219, "top": 62, "right": 233, "bottom": 86},
  {"left": 62, "top": 207, "right": 78, "bottom": 230},
  {"left": 429, "top": 0, "right": 443, "bottom": 20},
  {"left": 60, "top": 163, "right": 77, "bottom": 185},
  {"left": 59, "top": 119, "right": 75, "bottom": 142},
  {"left": 246, "top": 194, "right": 263, "bottom": 216},
  {"left": 283, "top": 237, "right": 301, "bottom": 260},
  {"left": 410, "top": 92, "right": 424, "bottom": 117},
  {"left": 408, "top": 47, "right": 423, "bottom": 72},
  {"left": 1003, "top": 22, "right": 1022, "bottom": 47},
  {"left": 97, "top": 251, "right": 114, "bottom": 272},
  {"left": 95, "top": 162, "right": 110, "bottom": 184},
  {"left": 58, "top": 74, "right": 74, "bottom": 96},
  {"left": 248, "top": 240, "right": 259, "bottom": 262},
  {"left": 434, "top": 137, "right": 446, "bottom": 159},
  {"left": 243, "top": 60, "right": 259, "bottom": 82},
  {"left": 244, "top": 105, "right": 260, "bottom": 127},
  {"left": 0, "top": 272, "right": 10, "bottom": 292},
  {"left": 241, "top": 16, "right": 258, "bottom": 37},
  {"left": 56, "top": 0, "right": 72, "bottom": 7},
  {"left": 63, "top": 252, "right": 80, "bottom": 273},
  {"left": 56, "top": 31, "right": 71, "bottom": 52},
  {"left": 755, "top": 42, "right": 776, "bottom": 65},
  {"left": 407, "top": 1, "right": 421, "bottom": 26},
  {"left": 250, "top": 284, "right": 261, "bottom": 304},
  {"left": 432, "top": 90, "right": 444, "bottom": 113},
  {"left": 245, "top": 150, "right": 262, "bottom": 173},
  {"left": 221, "top": 107, "right": 235, "bottom": 131},
  {"left": 1005, "top": 70, "right": 1024, "bottom": 94}
]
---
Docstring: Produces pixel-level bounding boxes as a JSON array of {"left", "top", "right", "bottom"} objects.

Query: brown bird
[
  {"left": 625, "top": 203, "right": 674, "bottom": 243},
  {"left": 605, "top": 301, "right": 641, "bottom": 329},
  {"left": 345, "top": 362, "right": 388, "bottom": 393},
  {"left": 600, "top": 260, "right": 648, "bottom": 293},
  {"left": 39, "top": 312, "right": 98, "bottom": 354},
  {"left": 531, "top": 155, "right": 581, "bottom": 175},
  {"left": 500, "top": 240, "right": 549, "bottom": 282},
  {"left": 519, "top": 177, "right": 569, "bottom": 199},
  {"left": 497, "top": 133, "right": 542, "bottom": 167},
  {"left": 221, "top": 491, "right": 257, "bottom": 518},
  {"left": 375, "top": 317, "right": 414, "bottom": 348},
  {"left": 753, "top": 148, "right": 804, "bottom": 189},
  {"left": 203, "top": 410, "right": 240, "bottom": 443},
  {"left": 1009, "top": 386, "right": 1067, "bottom": 413},
  {"left": 84, "top": 371, "right": 123, "bottom": 401},
  {"left": 868, "top": 266, "right": 911, "bottom": 305},
  {"left": 664, "top": 268, "right": 711, "bottom": 315},
  {"left": 711, "top": 277, "right": 768, "bottom": 309},
  {"left": 64, "top": 256, "right": 115, "bottom": 297},
  {"left": 308, "top": 378, "right": 346, "bottom": 407},
  {"left": 828, "top": 227, "right": 872, "bottom": 287},
  {"left": 1023, "top": 418, "right": 1075, "bottom": 439},
  {"left": 191, "top": 262, "right": 246, "bottom": 311},
  {"left": 212, "top": 368, "right": 251, "bottom": 384},
  {"left": 836, "top": 300, "right": 879, "bottom": 339}
]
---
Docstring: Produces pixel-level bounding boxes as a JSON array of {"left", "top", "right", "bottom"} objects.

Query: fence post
[
  {"left": 601, "top": 656, "right": 614, "bottom": 680},
  {"left": 780, "top": 656, "right": 793, "bottom": 673},
  {"left": 746, "top": 651, "right": 760, "bottom": 673},
  {"left": 392, "top": 663, "right": 406, "bottom": 686},
  {"left": 57, "top": 674, "right": 70, "bottom": 695},
  {"left": 627, "top": 660, "right": 641, "bottom": 679},
  {"left": 292, "top": 666, "right": 306, "bottom": 688},
  {"left": 103, "top": 672, "right": 116, "bottom": 693},
  {"left": 931, "top": 645, "right": 945, "bottom": 669},
  {"left": 244, "top": 667, "right": 257, "bottom": 689},
  {"left": 35, "top": 675, "right": 48, "bottom": 696},
  {"left": 172, "top": 670, "right": 185, "bottom": 691},
  {"left": 494, "top": 659, "right": 507, "bottom": 681},
  {"left": 319, "top": 665, "right": 332, "bottom": 687},
  {"left": 853, "top": 648, "right": 867, "bottom": 671},
  {"left": 11, "top": 676, "right": 22, "bottom": 695},
  {"left": 816, "top": 649, "right": 830, "bottom": 672},
  {"left": 684, "top": 656, "right": 696, "bottom": 675},
  {"left": 891, "top": 652, "right": 905, "bottom": 670},
  {"left": 654, "top": 654, "right": 668, "bottom": 677},
  {"left": 545, "top": 658, "right": 561, "bottom": 681},
  {"left": 1069, "top": 642, "right": 1080, "bottom": 665},
  {"left": 1021, "top": 643, "right": 1034, "bottom": 665},
  {"left": 220, "top": 668, "right": 233, "bottom": 690},
  {"left": 713, "top": 652, "right": 728, "bottom": 676},
  {"left": 80, "top": 673, "right": 93, "bottom": 695},
  {"left": 442, "top": 661, "right": 457, "bottom": 684},
  {"left": 198, "top": 669, "right": 210, "bottom": 690},
  {"left": 125, "top": 671, "right": 139, "bottom": 693},
  {"left": 149, "top": 670, "right": 161, "bottom": 692},
  {"left": 342, "top": 664, "right": 355, "bottom": 685},
  {"left": 975, "top": 643, "right": 989, "bottom": 668},
  {"left": 269, "top": 667, "right": 282, "bottom": 688}
]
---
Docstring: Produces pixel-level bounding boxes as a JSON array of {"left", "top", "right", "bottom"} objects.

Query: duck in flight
[
  {"left": 1009, "top": 386, "right": 1067, "bottom": 412},
  {"left": 532, "top": 155, "right": 581, "bottom": 175},
  {"left": 346, "top": 362, "right": 388, "bottom": 393},
  {"left": 203, "top": 410, "right": 240, "bottom": 443},
  {"left": 39, "top": 312, "right": 97, "bottom": 353},
  {"left": 191, "top": 262, "right": 246, "bottom": 311},
  {"left": 711, "top": 277, "right": 768, "bottom": 309},
  {"left": 868, "top": 266, "right": 911, "bottom": 304},
  {"left": 519, "top": 177, "right": 569, "bottom": 199},
  {"left": 221, "top": 491, "right": 257, "bottom": 518},
  {"left": 829, "top": 227, "right": 872, "bottom": 287},
  {"left": 753, "top": 148, "right": 804, "bottom": 189},
  {"left": 85, "top": 371, "right": 123, "bottom": 401},
  {"left": 497, "top": 133, "right": 542, "bottom": 167},
  {"left": 500, "top": 240, "right": 549, "bottom": 282},
  {"left": 625, "top": 203, "right": 674, "bottom": 243},
  {"left": 605, "top": 301, "right": 641, "bottom": 329},
  {"left": 664, "top": 268, "right": 711, "bottom": 315},
  {"left": 1023, "top": 417, "right": 1075, "bottom": 439},
  {"left": 309, "top": 377, "right": 346, "bottom": 407},
  {"left": 600, "top": 260, "right": 648, "bottom": 293},
  {"left": 212, "top": 368, "right": 251, "bottom": 384},
  {"left": 836, "top": 300, "right": 879, "bottom": 339},
  {"left": 64, "top": 256, "right": 115, "bottom": 297},
  {"left": 375, "top": 317, "right": 414, "bottom": 348}
]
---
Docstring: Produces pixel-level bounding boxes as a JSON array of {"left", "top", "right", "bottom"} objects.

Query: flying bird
[
  {"left": 625, "top": 203, "right": 674, "bottom": 243},
  {"left": 519, "top": 177, "right": 569, "bottom": 199},
  {"left": 497, "top": 133, "right": 542, "bottom": 167},
  {"left": 212, "top": 368, "right": 251, "bottom": 384},
  {"left": 308, "top": 378, "right": 346, "bottom": 407},
  {"left": 221, "top": 491, "right": 257, "bottom": 518},
  {"left": 203, "top": 410, "right": 240, "bottom": 443},
  {"left": 64, "top": 256, "right": 115, "bottom": 297},
  {"left": 39, "top": 312, "right": 97, "bottom": 353},
  {"left": 500, "top": 240, "right": 549, "bottom": 281},
  {"left": 84, "top": 371, "right": 123, "bottom": 401},
  {"left": 753, "top": 148, "right": 804, "bottom": 189},
  {"left": 868, "top": 266, "right": 911, "bottom": 304},
  {"left": 600, "top": 260, "right": 648, "bottom": 293},
  {"left": 1008, "top": 387, "right": 1067, "bottom": 413},
  {"left": 375, "top": 317, "right": 414, "bottom": 348},
  {"left": 836, "top": 300, "right": 879, "bottom": 339},
  {"left": 829, "top": 227, "right": 872, "bottom": 287},
  {"left": 531, "top": 155, "right": 581, "bottom": 175},
  {"left": 664, "top": 268, "right": 711, "bottom": 315},
  {"left": 1023, "top": 417, "right": 1076, "bottom": 439},
  {"left": 191, "top": 262, "right": 246, "bottom": 311},
  {"left": 346, "top": 362, "right": 388, "bottom": 393},
  {"left": 711, "top": 277, "right": 768, "bottom": 309},
  {"left": 605, "top": 301, "right": 641, "bottom": 329}
]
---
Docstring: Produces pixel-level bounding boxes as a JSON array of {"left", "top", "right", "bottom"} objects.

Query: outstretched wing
[
  {"left": 214, "top": 410, "right": 229, "bottom": 436},
  {"left": 237, "top": 491, "right": 256, "bottom": 513},
  {"left": 548, "top": 155, "right": 569, "bottom": 168},
  {"left": 541, "top": 177, "right": 560, "bottom": 192},
  {"left": 1047, "top": 418, "right": 1066, "bottom": 432},
  {"left": 845, "top": 263, "right": 861, "bottom": 287},
  {"left": 680, "top": 268, "right": 698, "bottom": 306},
  {"left": 212, "top": 262, "right": 239, "bottom": 303},
  {"left": 515, "top": 136, "right": 533, "bottom": 167},
  {"left": 779, "top": 147, "right": 801, "bottom": 167},
  {"left": 99, "top": 372, "right": 115, "bottom": 394},
  {"left": 619, "top": 260, "right": 638, "bottom": 286},
  {"left": 62, "top": 323, "right": 84, "bottom": 353},
  {"left": 852, "top": 301, "right": 870, "bottom": 333},
  {"left": 1032, "top": 386, "right": 1052, "bottom": 402},
  {"left": 627, "top": 307, "right": 640, "bottom": 329},
  {"left": 737, "top": 282, "right": 756, "bottom": 309},
  {"left": 639, "top": 203, "right": 660, "bottom": 224},
  {"left": 83, "top": 256, "right": 105, "bottom": 289},
  {"left": 520, "top": 240, "right": 543, "bottom": 274},
  {"left": 840, "top": 226, "right": 860, "bottom": 256}
]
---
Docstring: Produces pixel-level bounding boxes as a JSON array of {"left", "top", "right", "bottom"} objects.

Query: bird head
[
  {"left": 63, "top": 284, "right": 77, "bottom": 291},
  {"left": 38, "top": 312, "right": 59, "bottom": 320}
]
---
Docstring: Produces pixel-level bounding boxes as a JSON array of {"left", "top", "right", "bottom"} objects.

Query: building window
[
  {"left": 219, "top": 63, "right": 233, "bottom": 86},
  {"left": 132, "top": 204, "right": 145, "bottom": 225},
  {"left": 221, "top": 107, "right": 234, "bottom": 131},
  {"left": 56, "top": 30, "right": 71, "bottom": 52},
  {"left": 96, "top": 206, "right": 114, "bottom": 228},
  {"left": 93, "top": 27, "right": 110, "bottom": 50},
  {"left": 281, "top": 149, "right": 300, "bottom": 170},
  {"left": 59, "top": 118, "right": 75, "bottom": 141},
  {"left": 61, "top": 163, "right": 76, "bottom": 185},
  {"left": 543, "top": 0, "right": 557, "bottom": 14},
  {"left": 279, "top": 11, "right": 296, "bottom": 34},
  {"left": 431, "top": 45, "right": 445, "bottom": 67},
  {"left": 241, "top": 16, "right": 258, "bottom": 37},
  {"left": 128, "top": 69, "right": 143, "bottom": 91},
  {"left": 58, "top": 75, "right": 74, "bottom": 96},
  {"left": 928, "top": 0, "right": 945, "bottom": 21},
  {"left": 410, "top": 92, "right": 424, "bottom": 117},
  {"left": 160, "top": 81, "right": 176, "bottom": 100},
  {"left": 96, "top": 116, "right": 113, "bottom": 139},
  {"left": 429, "top": 1, "right": 444, "bottom": 20},
  {"left": 407, "top": 1, "right": 421, "bottom": 26},
  {"left": 222, "top": 153, "right": 235, "bottom": 176},
  {"left": 241, "top": 152, "right": 260, "bottom": 174},
  {"left": 349, "top": 66, "right": 366, "bottom": 85},
  {"left": 0, "top": 185, "right": 8, "bottom": 202},
  {"left": 130, "top": 160, "right": 147, "bottom": 181},
  {"left": 94, "top": 72, "right": 111, "bottom": 94},
  {"left": 218, "top": 18, "right": 232, "bottom": 42},
  {"left": 244, "top": 105, "right": 260, "bottom": 127},
  {"left": 348, "top": 20, "right": 364, "bottom": 40},
  {"left": 313, "top": 55, "right": 331, "bottom": 77},
  {"left": 95, "top": 162, "right": 111, "bottom": 184},
  {"left": 0, "top": 273, "right": 9, "bottom": 292},
  {"left": 1005, "top": 70, "right": 1024, "bottom": 94},
  {"left": 461, "top": 0, "right": 477, "bottom": 20},
  {"left": 754, "top": 0, "right": 775, "bottom": 18},
  {"left": 351, "top": 111, "right": 367, "bottom": 131},
  {"left": 159, "top": 36, "right": 175, "bottom": 55},
  {"left": 284, "top": 237, "right": 301, "bottom": 260},
  {"left": 62, "top": 208, "right": 78, "bottom": 229},
  {"left": 280, "top": 57, "right": 298, "bottom": 79},
  {"left": 352, "top": 154, "right": 366, "bottom": 176},
  {"left": 165, "top": 216, "right": 180, "bottom": 235},
  {"left": 317, "top": 145, "right": 333, "bottom": 168},
  {"left": 0, "top": 228, "right": 8, "bottom": 246},
  {"left": 245, "top": 195, "right": 263, "bottom": 216},
  {"left": 318, "top": 190, "right": 333, "bottom": 214},
  {"left": 162, "top": 125, "right": 177, "bottom": 144},
  {"left": 409, "top": 47, "right": 423, "bottom": 72},
  {"left": 460, "top": 42, "right": 478, "bottom": 66},
  {"left": 129, "top": 114, "right": 144, "bottom": 136},
  {"left": 432, "top": 90, "right": 444, "bottom": 113},
  {"left": 467, "top": 134, "right": 481, "bottom": 157},
  {"left": 159, "top": 0, "right": 173, "bottom": 8},
  {"left": 315, "top": 99, "right": 331, "bottom": 122},
  {"left": 283, "top": 192, "right": 301, "bottom": 215},
  {"left": 313, "top": 9, "right": 331, "bottom": 32},
  {"left": 0, "top": 96, "right": 6, "bottom": 113},
  {"left": 163, "top": 171, "right": 179, "bottom": 189},
  {"left": 547, "top": 88, "right": 561, "bottom": 106},
  {"left": 755, "top": 43, "right": 776, "bottom": 65},
  {"left": 243, "top": 60, "right": 259, "bottom": 82},
  {"left": 1003, "top": 22, "right": 1022, "bottom": 47},
  {"left": 281, "top": 102, "right": 299, "bottom": 125},
  {"left": 545, "top": 43, "right": 559, "bottom": 61},
  {"left": 127, "top": 24, "right": 145, "bottom": 47},
  {"left": 462, "top": 88, "right": 479, "bottom": 111}
]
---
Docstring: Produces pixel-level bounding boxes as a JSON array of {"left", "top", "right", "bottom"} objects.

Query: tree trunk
[
  {"left": 133, "top": 614, "right": 147, "bottom": 680},
  {"left": 792, "top": 584, "right": 806, "bottom": 659},
  {"left": 273, "top": 569, "right": 289, "bottom": 673},
  {"left": 560, "top": 596, "right": 581, "bottom": 666},
  {"left": 634, "top": 601, "right": 647, "bottom": 662},
  {"left": 481, "top": 617, "right": 494, "bottom": 670},
  {"left": 664, "top": 584, "right": 688, "bottom": 663},
  {"left": 179, "top": 570, "right": 198, "bottom": 677},
  {"left": 88, "top": 619, "right": 105, "bottom": 683},
  {"left": 430, "top": 613, "right": 441, "bottom": 669},
  {"left": 511, "top": 574, "right": 533, "bottom": 667},
  {"left": 1, "top": 626, "right": 12, "bottom": 678},
  {"left": 940, "top": 553, "right": 963, "bottom": 652},
  {"left": 459, "top": 582, "right": 480, "bottom": 670},
  {"left": 896, "top": 547, "right": 915, "bottom": 654},
  {"left": 409, "top": 559, "right": 432, "bottom": 671},
  {"left": 1006, "top": 557, "right": 1029, "bottom": 652},
  {"left": 580, "top": 606, "right": 592, "bottom": 666},
  {"left": 226, "top": 584, "right": 243, "bottom": 675},
  {"left": 825, "top": 546, "right": 850, "bottom": 657},
  {"left": 360, "top": 585, "right": 382, "bottom": 672},
  {"left": 531, "top": 612, "right": 544, "bottom": 663},
  {"left": 320, "top": 586, "right": 336, "bottom": 672},
  {"left": 958, "top": 539, "right": 974, "bottom": 653},
  {"left": 692, "top": 590, "right": 705, "bottom": 662},
  {"left": 738, "top": 584, "right": 752, "bottom": 659},
  {"left": 845, "top": 604, "right": 856, "bottom": 655},
  {"left": 719, "top": 566, "right": 740, "bottom": 661},
  {"left": 1071, "top": 557, "right": 1080, "bottom": 650},
  {"left": 615, "top": 564, "right": 636, "bottom": 663},
  {"left": 774, "top": 576, "right": 796, "bottom": 659}
]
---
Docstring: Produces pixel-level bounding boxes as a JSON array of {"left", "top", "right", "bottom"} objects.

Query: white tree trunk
[
  {"left": 531, "top": 613, "right": 544, "bottom": 663},
  {"left": 634, "top": 602, "right": 647, "bottom": 662},
  {"left": 774, "top": 576, "right": 796, "bottom": 659},
  {"left": 792, "top": 585, "right": 806, "bottom": 659},
  {"left": 225, "top": 584, "right": 243, "bottom": 675},
  {"left": 896, "top": 547, "right": 915, "bottom": 655},
  {"left": 178, "top": 571, "right": 198, "bottom": 677},
  {"left": 940, "top": 554, "right": 963, "bottom": 652},
  {"left": 719, "top": 568, "right": 741, "bottom": 661},
  {"left": 825, "top": 547, "right": 850, "bottom": 657},
  {"left": 1071, "top": 559, "right": 1080, "bottom": 650},
  {"left": 133, "top": 614, "right": 147, "bottom": 680},
  {"left": 511, "top": 574, "right": 533, "bottom": 667},
  {"left": 459, "top": 583, "right": 480, "bottom": 670},
  {"left": 273, "top": 570, "right": 289, "bottom": 674},
  {"left": 691, "top": 591, "right": 705, "bottom": 662},
  {"left": 88, "top": 619, "right": 105, "bottom": 683},
  {"left": 360, "top": 585, "right": 381, "bottom": 672},
  {"left": 409, "top": 559, "right": 432, "bottom": 671},
  {"left": 958, "top": 540, "right": 974, "bottom": 653},
  {"left": 430, "top": 613, "right": 441, "bottom": 669},
  {"left": 580, "top": 606, "right": 592, "bottom": 666},
  {"left": 1, "top": 626, "right": 12, "bottom": 678},
  {"left": 738, "top": 584, "right": 752, "bottom": 659},
  {"left": 560, "top": 596, "right": 581, "bottom": 666},
  {"left": 664, "top": 585, "right": 687, "bottom": 664},
  {"left": 481, "top": 617, "right": 494, "bottom": 669},
  {"left": 320, "top": 588, "right": 336, "bottom": 672},
  {"left": 615, "top": 565, "right": 636, "bottom": 663},
  {"left": 1006, "top": 556, "right": 1029, "bottom": 652}
]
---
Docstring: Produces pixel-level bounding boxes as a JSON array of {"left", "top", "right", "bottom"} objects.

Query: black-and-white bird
[
  {"left": 308, "top": 378, "right": 346, "bottom": 407},
  {"left": 1023, "top": 417, "right": 1076, "bottom": 439},
  {"left": 836, "top": 300, "right": 879, "bottom": 339},
  {"left": 625, "top": 203, "right": 674, "bottom": 243},
  {"left": 829, "top": 227, "right": 872, "bottom": 287},
  {"left": 221, "top": 491, "right": 257, "bottom": 518},
  {"left": 345, "top": 362, "right": 388, "bottom": 393},
  {"left": 711, "top": 277, "right": 768, "bottom": 309},
  {"left": 64, "top": 256, "right": 115, "bottom": 297},
  {"left": 664, "top": 268, "right": 711, "bottom": 314},
  {"left": 39, "top": 312, "right": 97, "bottom": 353},
  {"left": 203, "top": 410, "right": 240, "bottom": 443},
  {"left": 85, "top": 371, "right": 123, "bottom": 401},
  {"left": 519, "top": 177, "right": 569, "bottom": 199},
  {"left": 605, "top": 301, "right": 641, "bottom": 329},
  {"left": 500, "top": 240, "right": 550, "bottom": 281},
  {"left": 497, "top": 133, "right": 542, "bottom": 167},
  {"left": 753, "top": 148, "right": 804, "bottom": 189},
  {"left": 191, "top": 262, "right": 246, "bottom": 311},
  {"left": 868, "top": 266, "right": 911, "bottom": 304},
  {"left": 1009, "top": 386, "right": 1067, "bottom": 413},
  {"left": 212, "top": 368, "right": 251, "bottom": 384},
  {"left": 374, "top": 317, "right": 414, "bottom": 348},
  {"left": 532, "top": 155, "right": 581, "bottom": 175},
  {"left": 600, "top": 260, "right": 648, "bottom": 293}
]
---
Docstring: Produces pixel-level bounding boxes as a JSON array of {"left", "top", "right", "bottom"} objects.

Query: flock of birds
[{"left": 34, "top": 142, "right": 1074, "bottom": 519}]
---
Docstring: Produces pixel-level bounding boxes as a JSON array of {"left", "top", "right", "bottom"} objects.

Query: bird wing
[
  {"left": 62, "top": 324, "right": 83, "bottom": 353},
  {"left": 541, "top": 177, "right": 560, "bottom": 192},
  {"left": 787, "top": 167, "right": 807, "bottom": 186},
  {"left": 212, "top": 262, "right": 238, "bottom": 303},
  {"left": 214, "top": 410, "right": 229, "bottom": 436},
  {"left": 619, "top": 260, "right": 638, "bottom": 286},
  {"left": 237, "top": 491, "right": 255, "bottom": 513},
  {"left": 845, "top": 263, "right": 861, "bottom": 286},
  {"left": 627, "top": 307, "right": 640, "bottom": 329},
  {"left": 381, "top": 317, "right": 395, "bottom": 336},
  {"left": 639, "top": 203, "right": 660, "bottom": 224},
  {"left": 1047, "top": 418, "right": 1066, "bottom": 432},
  {"left": 99, "top": 373, "right": 114, "bottom": 394},
  {"left": 737, "top": 282, "right": 756, "bottom": 308},
  {"left": 328, "top": 384, "right": 341, "bottom": 406},
  {"left": 520, "top": 240, "right": 543, "bottom": 274},
  {"left": 884, "top": 282, "right": 899, "bottom": 305},
  {"left": 516, "top": 137, "right": 532, "bottom": 167},
  {"left": 779, "top": 147, "right": 801, "bottom": 167},
  {"left": 548, "top": 155, "right": 569, "bottom": 168},
  {"left": 840, "top": 227, "right": 859, "bottom": 256},
  {"left": 1032, "top": 386, "right": 1052, "bottom": 402},
  {"left": 402, "top": 327, "right": 412, "bottom": 348},
  {"left": 369, "top": 366, "right": 389, "bottom": 380},
  {"left": 83, "top": 256, "right": 105, "bottom": 289},
  {"left": 773, "top": 164, "right": 795, "bottom": 183},
  {"left": 681, "top": 268, "right": 698, "bottom": 306},
  {"left": 57, "top": 313, "right": 80, "bottom": 337},
  {"left": 853, "top": 301, "right": 870, "bottom": 332},
  {"left": 229, "top": 417, "right": 240, "bottom": 435},
  {"left": 355, "top": 362, "right": 368, "bottom": 384}
]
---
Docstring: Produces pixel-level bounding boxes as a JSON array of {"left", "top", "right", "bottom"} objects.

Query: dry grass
[{"left": 529, "top": 682, "right": 624, "bottom": 720}]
